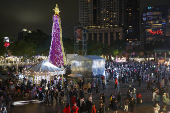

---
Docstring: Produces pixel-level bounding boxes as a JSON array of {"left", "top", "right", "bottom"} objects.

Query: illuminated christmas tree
[{"left": 49, "top": 4, "right": 65, "bottom": 67}]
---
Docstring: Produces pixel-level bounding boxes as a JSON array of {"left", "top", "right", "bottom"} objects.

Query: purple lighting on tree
[{"left": 49, "top": 13, "right": 64, "bottom": 67}]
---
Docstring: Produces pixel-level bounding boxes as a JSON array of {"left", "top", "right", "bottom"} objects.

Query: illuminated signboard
[{"left": 149, "top": 29, "right": 163, "bottom": 35}]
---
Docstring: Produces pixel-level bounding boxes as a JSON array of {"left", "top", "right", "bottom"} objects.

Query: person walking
[
  {"left": 1, "top": 107, "right": 7, "bottom": 113},
  {"left": 152, "top": 90, "right": 157, "bottom": 104},
  {"left": 117, "top": 92, "right": 122, "bottom": 108},
  {"left": 153, "top": 102, "right": 160, "bottom": 113},
  {"left": 136, "top": 92, "right": 142, "bottom": 105},
  {"left": 96, "top": 83, "right": 99, "bottom": 94},
  {"left": 63, "top": 103, "right": 71, "bottom": 113},
  {"left": 92, "top": 104, "right": 97, "bottom": 113},
  {"left": 163, "top": 93, "right": 167, "bottom": 110},
  {"left": 71, "top": 102, "right": 79, "bottom": 113},
  {"left": 123, "top": 98, "right": 129, "bottom": 113},
  {"left": 132, "top": 88, "right": 136, "bottom": 100},
  {"left": 98, "top": 102, "right": 104, "bottom": 113},
  {"left": 83, "top": 83, "right": 87, "bottom": 94},
  {"left": 86, "top": 98, "right": 92, "bottom": 113},
  {"left": 81, "top": 101, "right": 87, "bottom": 113},
  {"left": 115, "top": 79, "right": 118, "bottom": 93},
  {"left": 60, "top": 89, "right": 64, "bottom": 104},
  {"left": 87, "top": 82, "right": 91, "bottom": 94},
  {"left": 138, "top": 76, "right": 141, "bottom": 87},
  {"left": 102, "top": 79, "right": 105, "bottom": 90},
  {"left": 102, "top": 93, "right": 105, "bottom": 104},
  {"left": 147, "top": 80, "right": 151, "bottom": 91},
  {"left": 127, "top": 90, "right": 131, "bottom": 100},
  {"left": 112, "top": 99, "right": 118, "bottom": 113},
  {"left": 130, "top": 97, "right": 135, "bottom": 112},
  {"left": 5, "top": 94, "right": 12, "bottom": 110}
]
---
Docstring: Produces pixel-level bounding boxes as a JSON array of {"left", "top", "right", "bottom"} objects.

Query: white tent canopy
[
  {"left": 71, "top": 55, "right": 105, "bottom": 77},
  {"left": 30, "top": 60, "right": 63, "bottom": 72},
  {"left": 24, "top": 60, "right": 65, "bottom": 85}
]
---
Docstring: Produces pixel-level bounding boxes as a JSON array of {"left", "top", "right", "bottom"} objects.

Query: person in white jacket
[
  {"left": 152, "top": 91, "right": 157, "bottom": 104},
  {"left": 153, "top": 103, "right": 160, "bottom": 113}
]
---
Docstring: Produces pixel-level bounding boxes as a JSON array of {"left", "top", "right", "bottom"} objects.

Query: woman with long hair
[
  {"left": 92, "top": 104, "right": 97, "bottom": 113},
  {"left": 63, "top": 102, "right": 71, "bottom": 113}
]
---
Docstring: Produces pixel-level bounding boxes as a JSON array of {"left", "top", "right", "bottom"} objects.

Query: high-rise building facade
[
  {"left": 79, "top": 0, "right": 126, "bottom": 45},
  {"left": 142, "top": 5, "right": 170, "bottom": 43},
  {"left": 79, "top": 0, "right": 125, "bottom": 27},
  {"left": 125, "top": 0, "right": 140, "bottom": 42}
]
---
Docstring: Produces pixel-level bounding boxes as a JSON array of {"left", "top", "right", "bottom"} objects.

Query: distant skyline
[{"left": 0, "top": 0, "right": 170, "bottom": 38}]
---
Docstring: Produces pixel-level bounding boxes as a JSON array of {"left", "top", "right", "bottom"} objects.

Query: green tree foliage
[
  {"left": 0, "top": 36, "right": 6, "bottom": 56},
  {"left": 87, "top": 41, "right": 103, "bottom": 55},
  {"left": 9, "top": 29, "right": 50, "bottom": 58},
  {"left": 63, "top": 38, "right": 74, "bottom": 54},
  {"left": 87, "top": 39, "right": 126, "bottom": 56},
  {"left": 10, "top": 40, "right": 36, "bottom": 58}
]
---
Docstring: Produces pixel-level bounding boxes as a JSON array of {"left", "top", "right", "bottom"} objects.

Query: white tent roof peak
[{"left": 29, "top": 60, "right": 63, "bottom": 72}]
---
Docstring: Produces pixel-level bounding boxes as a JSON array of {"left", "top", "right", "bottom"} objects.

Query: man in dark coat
[
  {"left": 79, "top": 89, "right": 84, "bottom": 98},
  {"left": 96, "top": 83, "right": 99, "bottom": 94},
  {"left": 86, "top": 98, "right": 92, "bottom": 113},
  {"left": 127, "top": 90, "right": 131, "bottom": 100},
  {"left": 159, "top": 85, "right": 164, "bottom": 101},
  {"left": 47, "top": 81, "right": 50, "bottom": 90},
  {"left": 117, "top": 92, "right": 122, "bottom": 107},
  {"left": 130, "top": 97, "right": 135, "bottom": 112},
  {"left": 60, "top": 90, "right": 64, "bottom": 103},
  {"left": 138, "top": 76, "right": 141, "bottom": 87},
  {"left": 112, "top": 99, "right": 118, "bottom": 113},
  {"left": 102, "top": 93, "right": 105, "bottom": 103},
  {"left": 69, "top": 89, "right": 73, "bottom": 99},
  {"left": 98, "top": 102, "right": 104, "bottom": 113},
  {"left": 81, "top": 101, "right": 87, "bottom": 113}
]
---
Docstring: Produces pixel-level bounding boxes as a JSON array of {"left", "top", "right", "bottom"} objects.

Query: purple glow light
[{"left": 49, "top": 14, "right": 64, "bottom": 67}]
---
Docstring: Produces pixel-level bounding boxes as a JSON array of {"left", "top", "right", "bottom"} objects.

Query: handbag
[{"left": 140, "top": 99, "right": 142, "bottom": 103}]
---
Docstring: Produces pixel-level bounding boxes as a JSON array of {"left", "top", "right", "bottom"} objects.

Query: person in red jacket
[
  {"left": 71, "top": 102, "right": 79, "bottom": 113},
  {"left": 63, "top": 103, "right": 71, "bottom": 113},
  {"left": 92, "top": 104, "right": 97, "bottom": 113},
  {"left": 71, "top": 95, "right": 76, "bottom": 105},
  {"left": 136, "top": 92, "right": 142, "bottom": 105}
]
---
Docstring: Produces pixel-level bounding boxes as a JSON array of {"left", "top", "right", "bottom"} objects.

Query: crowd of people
[{"left": 0, "top": 61, "right": 170, "bottom": 113}]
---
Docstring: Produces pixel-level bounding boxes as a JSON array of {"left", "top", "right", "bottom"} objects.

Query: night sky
[{"left": 0, "top": 0, "right": 170, "bottom": 38}]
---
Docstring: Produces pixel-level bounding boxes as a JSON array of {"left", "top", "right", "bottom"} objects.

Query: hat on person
[{"left": 129, "top": 85, "right": 131, "bottom": 87}]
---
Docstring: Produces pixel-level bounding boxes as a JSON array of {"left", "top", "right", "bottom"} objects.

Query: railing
[{"left": 0, "top": 62, "right": 38, "bottom": 67}]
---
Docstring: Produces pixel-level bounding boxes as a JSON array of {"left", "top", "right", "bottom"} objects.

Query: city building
[
  {"left": 86, "top": 26, "right": 126, "bottom": 45},
  {"left": 79, "top": 0, "right": 127, "bottom": 45},
  {"left": 79, "top": 0, "right": 125, "bottom": 27},
  {"left": 18, "top": 28, "right": 32, "bottom": 40},
  {"left": 125, "top": 0, "right": 140, "bottom": 42},
  {"left": 142, "top": 5, "right": 170, "bottom": 43}
]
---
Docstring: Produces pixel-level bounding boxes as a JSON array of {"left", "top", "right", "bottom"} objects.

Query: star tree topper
[{"left": 53, "top": 4, "right": 60, "bottom": 15}]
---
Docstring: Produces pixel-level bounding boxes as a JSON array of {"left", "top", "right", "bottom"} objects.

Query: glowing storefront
[{"left": 142, "top": 5, "right": 170, "bottom": 42}]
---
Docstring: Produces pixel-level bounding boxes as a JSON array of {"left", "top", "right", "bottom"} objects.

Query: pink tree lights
[{"left": 49, "top": 4, "right": 65, "bottom": 67}]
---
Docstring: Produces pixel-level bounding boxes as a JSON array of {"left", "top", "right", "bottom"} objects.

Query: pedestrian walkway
[{"left": 10, "top": 76, "right": 165, "bottom": 113}]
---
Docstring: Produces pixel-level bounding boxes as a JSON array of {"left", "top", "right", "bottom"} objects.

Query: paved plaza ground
[{"left": 7, "top": 75, "right": 170, "bottom": 113}]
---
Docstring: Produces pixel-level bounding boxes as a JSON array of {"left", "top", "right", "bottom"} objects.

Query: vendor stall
[{"left": 24, "top": 60, "right": 65, "bottom": 85}]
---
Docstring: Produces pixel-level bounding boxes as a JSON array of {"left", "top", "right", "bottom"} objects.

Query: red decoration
[
  {"left": 4, "top": 42, "right": 10, "bottom": 47},
  {"left": 149, "top": 29, "right": 163, "bottom": 35}
]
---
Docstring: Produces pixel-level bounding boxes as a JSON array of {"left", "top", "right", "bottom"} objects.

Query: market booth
[
  {"left": 70, "top": 55, "right": 105, "bottom": 78},
  {"left": 24, "top": 60, "right": 65, "bottom": 86}
]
